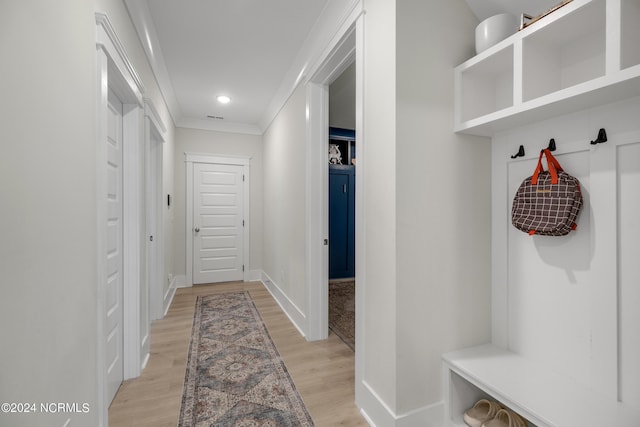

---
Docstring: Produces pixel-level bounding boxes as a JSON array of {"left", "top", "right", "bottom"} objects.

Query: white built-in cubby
[
  {"left": 621, "top": 0, "right": 640, "bottom": 70},
  {"left": 454, "top": 0, "right": 640, "bottom": 137},
  {"left": 447, "top": 0, "right": 640, "bottom": 425},
  {"left": 460, "top": 45, "right": 514, "bottom": 123}
]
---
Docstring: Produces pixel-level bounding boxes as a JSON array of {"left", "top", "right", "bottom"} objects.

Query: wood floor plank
[{"left": 108, "top": 281, "right": 367, "bottom": 426}]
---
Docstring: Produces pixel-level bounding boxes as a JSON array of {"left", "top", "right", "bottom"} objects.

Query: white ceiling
[{"left": 125, "top": 0, "right": 565, "bottom": 134}]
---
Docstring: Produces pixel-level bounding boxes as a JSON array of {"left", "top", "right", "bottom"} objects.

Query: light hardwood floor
[{"left": 108, "top": 281, "right": 368, "bottom": 426}]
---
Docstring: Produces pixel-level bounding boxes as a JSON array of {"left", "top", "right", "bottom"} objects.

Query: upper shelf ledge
[{"left": 454, "top": 0, "right": 640, "bottom": 137}]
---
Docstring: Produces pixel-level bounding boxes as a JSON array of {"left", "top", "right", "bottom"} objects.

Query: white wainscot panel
[
  {"left": 506, "top": 150, "right": 592, "bottom": 387},
  {"left": 618, "top": 141, "right": 640, "bottom": 410}
]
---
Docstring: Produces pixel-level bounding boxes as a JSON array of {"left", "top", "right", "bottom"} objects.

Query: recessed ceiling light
[{"left": 217, "top": 95, "right": 231, "bottom": 104}]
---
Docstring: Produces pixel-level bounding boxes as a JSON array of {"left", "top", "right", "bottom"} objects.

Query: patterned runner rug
[
  {"left": 178, "top": 291, "right": 314, "bottom": 426},
  {"left": 328, "top": 281, "right": 355, "bottom": 351}
]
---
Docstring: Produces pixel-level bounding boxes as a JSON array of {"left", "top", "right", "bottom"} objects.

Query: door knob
[{"left": 195, "top": 227, "right": 200, "bottom": 233}]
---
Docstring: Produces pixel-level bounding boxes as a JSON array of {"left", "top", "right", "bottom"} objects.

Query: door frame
[
  {"left": 304, "top": 0, "right": 365, "bottom": 406},
  {"left": 96, "top": 13, "right": 145, "bottom": 425},
  {"left": 304, "top": 5, "right": 363, "bottom": 339},
  {"left": 144, "top": 97, "right": 168, "bottom": 322},
  {"left": 185, "top": 153, "right": 251, "bottom": 286}
]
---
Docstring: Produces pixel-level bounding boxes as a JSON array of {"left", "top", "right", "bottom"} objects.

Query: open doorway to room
[
  {"left": 305, "top": 18, "right": 364, "bottom": 399},
  {"left": 327, "top": 62, "right": 356, "bottom": 351}
]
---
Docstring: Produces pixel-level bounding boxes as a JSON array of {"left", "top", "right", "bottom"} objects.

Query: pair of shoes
[
  {"left": 463, "top": 400, "right": 527, "bottom": 427},
  {"left": 482, "top": 409, "right": 527, "bottom": 427},
  {"left": 463, "top": 399, "right": 501, "bottom": 427}
]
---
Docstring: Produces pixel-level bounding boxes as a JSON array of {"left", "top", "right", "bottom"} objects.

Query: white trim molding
[
  {"left": 123, "top": 0, "right": 178, "bottom": 125},
  {"left": 353, "top": 10, "right": 366, "bottom": 417},
  {"left": 144, "top": 96, "right": 166, "bottom": 326},
  {"left": 260, "top": 271, "right": 307, "bottom": 338},
  {"left": 144, "top": 97, "right": 167, "bottom": 142},
  {"left": 95, "top": 12, "right": 146, "bottom": 426},
  {"left": 177, "top": 117, "right": 262, "bottom": 136},
  {"left": 95, "top": 13, "right": 144, "bottom": 106},
  {"left": 304, "top": 82, "right": 330, "bottom": 342},
  {"left": 184, "top": 153, "right": 251, "bottom": 286},
  {"left": 303, "top": 2, "right": 363, "bottom": 343},
  {"left": 359, "top": 381, "right": 444, "bottom": 427},
  {"left": 163, "top": 277, "right": 177, "bottom": 317},
  {"left": 122, "top": 105, "right": 144, "bottom": 383},
  {"left": 259, "top": 0, "right": 364, "bottom": 132},
  {"left": 247, "top": 269, "right": 263, "bottom": 282},
  {"left": 174, "top": 274, "right": 189, "bottom": 289},
  {"left": 125, "top": 0, "right": 363, "bottom": 134}
]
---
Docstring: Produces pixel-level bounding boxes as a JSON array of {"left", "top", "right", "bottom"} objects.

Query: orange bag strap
[
  {"left": 531, "top": 149, "right": 559, "bottom": 185},
  {"left": 544, "top": 149, "right": 563, "bottom": 173}
]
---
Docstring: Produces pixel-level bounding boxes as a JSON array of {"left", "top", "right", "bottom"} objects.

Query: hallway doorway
[
  {"left": 327, "top": 64, "right": 357, "bottom": 350},
  {"left": 304, "top": 14, "right": 363, "bottom": 371}
]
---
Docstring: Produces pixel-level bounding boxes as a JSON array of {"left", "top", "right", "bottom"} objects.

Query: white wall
[
  {"left": 262, "top": 85, "right": 308, "bottom": 313},
  {"left": 361, "top": 0, "right": 399, "bottom": 414},
  {"left": 357, "top": 0, "right": 492, "bottom": 423},
  {"left": 0, "top": 1, "right": 99, "bottom": 426},
  {"left": 0, "top": 2, "right": 176, "bottom": 426},
  {"left": 173, "top": 128, "right": 263, "bottom": 278},
  {"left": 395, "top": 0, "right": 491, "bottom": 415},
  {"left": 329, "top": 61, "right": 356, "bottom": 130}
]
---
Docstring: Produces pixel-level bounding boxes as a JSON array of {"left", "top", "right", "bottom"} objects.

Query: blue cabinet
[
  {"left": 329, "top": 127, "right": 355, "bottom": 279},
  {"left": 329, "top": 165, "right": 355, "bottom": 279}
]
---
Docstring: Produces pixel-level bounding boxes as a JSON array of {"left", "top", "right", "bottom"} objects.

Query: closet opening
[{"left": 327, "top": 61, "right": 356, "bottom": 351}]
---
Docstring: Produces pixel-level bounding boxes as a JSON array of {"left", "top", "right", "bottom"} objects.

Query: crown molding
[
  {"left": 124, "top": 0, "right": 362, "bottom": 135},
  {"left": 143, "top": 97, "right": 168, "bottom": 142},
  {"left": 124, "top": 0, "right": 180, "bottom": 126},
  {"left": 258, "top": 0, "right": 363, "bottom": 132},
  {"left": 95, "top": 12, "right": 145, "bottom": 103},
  {"left": 177, "top": 117, "right": 262, "bottom": 136}
]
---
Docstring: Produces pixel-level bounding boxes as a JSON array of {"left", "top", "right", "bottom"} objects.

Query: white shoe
[
  {"left": 481, "top": 408, "right": 527, "bottom": 427},
  {"left": 463, "top": 399, "right": 502, "bottom": 427}
]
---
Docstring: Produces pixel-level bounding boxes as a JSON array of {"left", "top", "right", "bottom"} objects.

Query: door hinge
[
  {"left": 242, "top": 265, "right": 245, "bottom": 272},
  {"left": 149, "top": 235, "right": 153, "bottom": 242},
  {"left": 243, "top": 220, "right": 245, "bottom": 227},
  {"left": 243, "top": 174, "right": 245, "bottom": 182}
]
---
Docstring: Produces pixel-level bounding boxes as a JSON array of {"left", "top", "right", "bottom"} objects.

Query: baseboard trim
[
  {"left": 396, "top": 400, "right": 444, "bottom": 427},
  {"left": 175, "top": 274, "right": 190, "bottom": 288},
  {"left": 359, "top": 380, "right": 396, "bottom": 427},
  {"left": 260, "top": 271, "right": 307, "bottom": 338},
  {"left": 163, "top": 278, "right": 177, "bottom": 317},
  {"left": 358, "top": 380, "right": 444, "bottom": 427},
  {"left": 360, "top": 408, "right": 377, "bottom": 427},
  {"left": 140, "top": 351, "right": 150, "bottom": 371},
  {"left": 247, "top": 269, "right": 262, "bottom": 282}
]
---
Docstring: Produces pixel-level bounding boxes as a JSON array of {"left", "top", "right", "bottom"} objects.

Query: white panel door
[
  {"left": 193, "top": 163, "right": 244, "bottom": 284},
  {"left": 106, "top": 90, "right": 124, "bottom": 403}
]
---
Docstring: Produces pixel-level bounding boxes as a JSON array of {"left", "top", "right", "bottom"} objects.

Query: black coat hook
[
  {"left": 511, "top": 145, "right": 525, "bottom": 159},
  {"left": 547, "top": 138, "right": 556, "bottom": 151},
  {"left": 590, "top": 128, "right": 607, "bottom": 145}
]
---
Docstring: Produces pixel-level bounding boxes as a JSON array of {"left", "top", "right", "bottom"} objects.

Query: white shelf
[
  {"left": 443, "top": 344, "right": 640, "bottom": 427},
  {"left": 621, "top": 0, "right": 640, "bottom": 70},
  {"left": 460, "top": 45, "right": 514, "bottom": 122},
  {"left": 454, "top": 0, "right": 640, "bottom": 136},
  {"left": 522, "top": 0, "right": 605, "bottom": 102}
]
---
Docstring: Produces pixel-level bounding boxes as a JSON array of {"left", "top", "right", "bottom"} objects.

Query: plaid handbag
[{"left": 512, "top": 148, "right": 583, "bottom": 236}]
